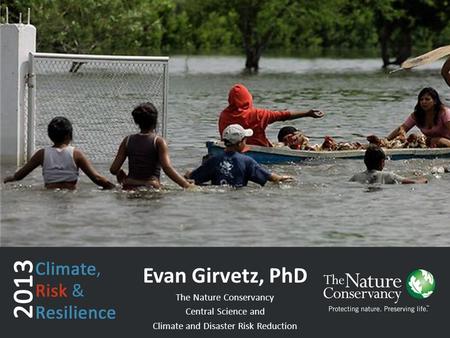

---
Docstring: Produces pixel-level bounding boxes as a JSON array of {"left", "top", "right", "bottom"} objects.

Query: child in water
[
  {"left": 110, "top": 102, "right": 194, "bottom": 189},
  {"left": 3, "top": 117, "right": 114, "bottom": 189},
  {"left": 186, "top": 124, "right": 292, "bottom": 187},
  {"left": 350, "top": 145, "right": 427, "bottom": 184}
]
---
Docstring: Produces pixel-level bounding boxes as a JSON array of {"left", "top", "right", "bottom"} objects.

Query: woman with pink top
[{"left": 387, "top": 87, "right": 450, "bottom": 147}]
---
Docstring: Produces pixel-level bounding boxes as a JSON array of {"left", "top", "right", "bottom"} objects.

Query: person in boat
[
  {"left": 439, "top": 58, "right": 450, "bottom": 171},
  {"left": 218, "top": 84, "right": 324, "bottom": 147},
  {"left": 386, "top": 87, "right": 450, "bottom": 148},
  {"left": 277, "top": 126, "right": 313, "bottom": 150},
  {"left": 186, "top": 124, "right": 292, "bottom": 187},
  {"left": 442, "top": 56, "right": 450, "bottom": 87},
  {"left": 110, "top": 102, "right": 194, "bottom": 190},
  {"left": 3, "top": 117, "right": 114, "bottom": 190},
  {"left": 277, "top": 126, "right": 364, "bottom": 151},
  {"left": 350, "top": 145, "right": 427, "bottom": 184}
]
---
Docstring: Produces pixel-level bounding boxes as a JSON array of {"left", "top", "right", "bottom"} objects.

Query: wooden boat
[{"left": 206, "top": 140, "right": 450, "bottom": 164}]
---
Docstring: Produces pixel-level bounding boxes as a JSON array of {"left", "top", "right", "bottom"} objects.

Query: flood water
[{"left": 1, "top": 56, "right": 449, "bottom": 246}]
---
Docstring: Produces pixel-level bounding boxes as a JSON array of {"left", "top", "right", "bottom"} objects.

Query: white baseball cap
[{"left": 222, "top": 124, "right": 254, "bottom": 144}]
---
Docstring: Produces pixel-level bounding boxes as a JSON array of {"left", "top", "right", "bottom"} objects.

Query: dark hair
[
  {"left": 48, "top": 116, "right": 73, "bottom": 144},
  {"left": 413, "top": 87, "right": 442, "bottom": 128},
  {"left": 364, "top": 145, "right": 386, "bottom": 171},
  {"left": 277, "top": 126, "right": 298, "bottom": 142},
  {"left": 132, "top": 102, "right": 158, "bottom": 131}
]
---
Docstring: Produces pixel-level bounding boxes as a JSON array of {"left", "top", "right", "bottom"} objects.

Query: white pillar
[{"left": 0, "top": 23, "right": 36, "bottom": 166}]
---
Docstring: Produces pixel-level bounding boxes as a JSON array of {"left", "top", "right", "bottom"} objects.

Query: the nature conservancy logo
[
  {"left": 406, "top": 269, "right": 436, "bottom": 299},
  {"left": 322, "top": 273, "right": 403, "bottom": 303},
  {"left": 322, "top": 269, "right": 436, "bottom": 304}
]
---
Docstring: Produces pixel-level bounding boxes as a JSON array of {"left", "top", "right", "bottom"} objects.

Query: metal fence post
[
  {"left": 27, "top": 52, "right": 36, "bottom": 159},
  {"left": 163, "top": 61, "right": 169, "bottom": 139}
]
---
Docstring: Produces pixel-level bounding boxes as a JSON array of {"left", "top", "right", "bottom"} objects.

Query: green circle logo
[{"left": 406, "top": 269, "right": 435, "bottom": 299}]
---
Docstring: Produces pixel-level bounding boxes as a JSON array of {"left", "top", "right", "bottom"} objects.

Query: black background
[{"left": 0, "top": 248, "right": 447, "bottom": 337}]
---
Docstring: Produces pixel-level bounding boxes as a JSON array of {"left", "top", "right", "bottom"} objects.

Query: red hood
[{"left": 227, "top": 84, "right": 253, "bottom": 115}]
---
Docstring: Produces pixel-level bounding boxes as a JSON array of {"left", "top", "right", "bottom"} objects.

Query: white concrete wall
[{"left": 0, "top": 24, "right": 36, "bottom": 166}]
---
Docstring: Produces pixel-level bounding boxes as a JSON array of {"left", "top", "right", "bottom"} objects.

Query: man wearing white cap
[{"left": 186, "top": 124, "right": 291, "bottom": 187}]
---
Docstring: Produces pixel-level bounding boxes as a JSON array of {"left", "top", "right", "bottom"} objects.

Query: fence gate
[{"left": 27, "top": 53, "right": 169, "bottom": 163}]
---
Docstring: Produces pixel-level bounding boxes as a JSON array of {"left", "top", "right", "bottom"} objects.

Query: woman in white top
[{"left": 4, "top": 117, "right": 114, "bottom": 190}]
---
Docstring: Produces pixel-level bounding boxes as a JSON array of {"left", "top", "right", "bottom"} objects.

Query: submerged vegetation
[{"left": 3, "top": 0, "right": 450, "bottom": 71}]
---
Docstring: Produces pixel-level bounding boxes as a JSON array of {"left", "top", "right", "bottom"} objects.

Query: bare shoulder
[
  {"left": 35, "top": 148, "right": 45, "bottom": 157},
  {"left": 33, "top": 148, "right": 45, "bottom": 163},
  {"left": 73, "top": 147, "right": 83, "bottom": 157},
  {"left": 155, "top": 135, "right": 168, "bottom": 148},
  {"left": 73, "top": 148, "right": 89, "bottom": 163}
]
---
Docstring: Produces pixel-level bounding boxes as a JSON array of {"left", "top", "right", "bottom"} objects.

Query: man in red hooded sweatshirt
[{"left": 218, "top": 84, "right": 325, "bottom": 147}]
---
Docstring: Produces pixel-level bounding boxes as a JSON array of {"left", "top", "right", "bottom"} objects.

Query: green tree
[
  {"left": 372, "top": 0, "right": 450, "bottom": 67},
  {"left": 2, "top": 0, "right": 450, "bottom": 69},
  {"left": 3, "top": 0, "right": 176, "bottom": 55},
  {"left": 194, "top": 0, "right": 334, "bottom": 72}
]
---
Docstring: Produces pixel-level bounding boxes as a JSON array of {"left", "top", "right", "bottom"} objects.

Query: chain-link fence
[{"left": 27, "top": 53, "right": 168, "bottom": 164}]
